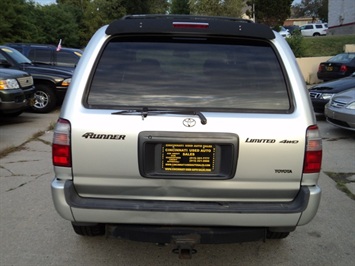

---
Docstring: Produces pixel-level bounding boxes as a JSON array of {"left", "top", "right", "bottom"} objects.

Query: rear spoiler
[{"left": 106, "top": 14, "right": 275, "bottom": 40}]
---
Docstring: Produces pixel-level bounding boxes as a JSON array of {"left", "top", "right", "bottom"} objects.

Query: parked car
[
  {"left": 278, "top": 26, "right": 291, "bottom": 38},
  {"left": 300, "top": 23, "right": 327, "bottom": 37},
  {"left": 0, "top": 46, "right": 72, "bottom": 113},
  {"left": 309, "top": 73, "right": 355, "bottom": 113},
  {"left": 284, "top": 25, "right": 300, "bottom": 35},
  {"left": 0, "top": 68, "right": 35, "bottom": 117},
  {"left": 51, "top": 15, "right": 322, "bottom": 255},
  {"left": 325, "top": 88, "right": 355, "bottom": 131},
  {"left": 317, "top": 52, "right": 355, "bottom": 81},
  {"left": 5, "top": 43, "right": 82, "bottom": 70}
]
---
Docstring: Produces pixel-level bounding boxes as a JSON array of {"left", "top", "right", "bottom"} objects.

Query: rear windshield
[
  {"left": 328, "top": 53, "right": 355, "bottom": 63},
  {"left": 87, "top": 37, "right": 290, "bottom": 112}
]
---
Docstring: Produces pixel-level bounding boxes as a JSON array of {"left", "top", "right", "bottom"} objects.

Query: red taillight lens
[
  {"left": 52, "top": 118, "right": 71, "bottom": 167},
  {"left": 303, "top": 125, "right": 322, "bottom": 173},
  {"left": 53, "top": 144, "right": 71, "bottom": 167},
  {"left": 173, "top": 22, "right": 209, "bottom": 29},
  {"left": 318, "top": 64, "right": 324, "bottom": 72},
  {"left": 340, "top": 65, "right": 347, "bottom": 72}
]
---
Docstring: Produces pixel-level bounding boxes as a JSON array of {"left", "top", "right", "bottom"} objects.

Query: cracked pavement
[{"left": 0, "top": 111, "right": 354, "bottom": 265}]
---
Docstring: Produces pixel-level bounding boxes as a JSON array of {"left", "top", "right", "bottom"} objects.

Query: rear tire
[
  {"left": 266, "top": 231, "right": 289, "bottom": 239},
  {"left": 2, "top": 110, "right": 23, "bottom": 117},
  {"left": 72, "top": 223, "right": 105, "bottom": 236}
]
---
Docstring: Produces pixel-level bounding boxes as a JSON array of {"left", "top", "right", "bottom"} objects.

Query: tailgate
[{"left": 71, "top": 113, "right": 306, "bottom": 202}]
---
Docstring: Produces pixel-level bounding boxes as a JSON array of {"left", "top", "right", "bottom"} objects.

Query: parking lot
[{"left": 0, "top": 110, "right": 354, "bottom": 265}]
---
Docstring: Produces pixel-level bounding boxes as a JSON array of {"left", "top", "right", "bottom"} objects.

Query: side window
[
  {"left": 56, "top": 51, "right": 80, "bottom": 67},
  {"left": 0, "top": 54, "right": 7, "bottom": 61},
  {"left": 28, "top": 49, "right": 52, "bottom": 65},
  {"left": 0, "top": 52, "right": 7, "bottom": 63},
  {"left": 315, "top": 25, "right": 322, "bottom": 29},
  {"left": 305, "top": 25, "right": 313, "bottom": 30}
]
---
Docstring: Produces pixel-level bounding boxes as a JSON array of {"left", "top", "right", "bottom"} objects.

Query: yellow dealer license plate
[{"left": 162, "top": 143, "right": 216, "bottom": 173}]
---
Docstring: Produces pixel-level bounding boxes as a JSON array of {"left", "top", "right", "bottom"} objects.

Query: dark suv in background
[
  {"left": 5, "top": 43, "right": 82, "bottom": 70},
  {"left": 0, "top": 68, "right": 35, "bottom": 117},
  {"left": 0, "top": 46, "right": 73, "bottom": 113}
]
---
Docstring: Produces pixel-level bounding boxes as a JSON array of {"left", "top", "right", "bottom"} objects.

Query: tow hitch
[{"left": 171, "top": 234, "right": 200, "bottom": 259}]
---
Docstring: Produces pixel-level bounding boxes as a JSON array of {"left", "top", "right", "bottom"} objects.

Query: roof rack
[
  {"left": 122, "top": 14, "right": 253, "bottom": 24},
  {"left": 106, "top": 14, "right": 275, "bottom": 40}
]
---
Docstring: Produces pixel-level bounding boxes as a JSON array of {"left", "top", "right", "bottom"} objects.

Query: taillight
[
  {"left": 340, "top": 65, "right": 347, "bottom": 72},
  {"left": 52, "top": 118, "right": 71, "bottom": 167},
  {"left": 318, "top": 64, "right": 324, "bottom": 72},
  {"left": 173, "top": 22, "right": 209, "bottom": 29},
  {"left": 303, "top": 125, "right": 322, "bottom": 173}
]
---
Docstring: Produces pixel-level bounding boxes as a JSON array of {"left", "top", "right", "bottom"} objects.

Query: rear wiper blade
[
  {"left": 112, "top": 108, "right": 207, "bottom": 125},
  {"left": 32, "top": 61, "right": 52, "bottom": 65}
]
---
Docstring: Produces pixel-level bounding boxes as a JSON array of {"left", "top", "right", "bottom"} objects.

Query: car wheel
[
  {"left": 313, "top": 33, "right": 320, "bottom": 36},
  {"left": 266, "top": 231, "right": 289, "bottom": 239},
  {"left": 72, "top": 223, "right": 105, "bottom": 236},
  {"left": 31, "top": 84, "right": 56, "bottom": 113}
]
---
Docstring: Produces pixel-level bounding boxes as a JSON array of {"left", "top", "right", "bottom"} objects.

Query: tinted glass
[
  {"left": 329, "top": 53, "right": 355, "bottom": 63},
  {"left": 87, "top": 37, "right": 290, "bottom": 112},
  {"left": 0, "top": 47, "right": 31, "bottom": 64},
  {"left": 56, "top": 51, "right": 81, "bottom": 67},
  {"left": 29, "top": 49, "right": 52, "bottom": 64}
]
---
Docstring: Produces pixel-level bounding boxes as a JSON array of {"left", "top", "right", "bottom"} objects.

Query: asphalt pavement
[{"left": 0, "top": 110, "right": 354, "bottom": 265}]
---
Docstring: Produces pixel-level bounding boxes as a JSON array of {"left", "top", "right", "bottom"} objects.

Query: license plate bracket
[
  {"left": 138, "top": 131, "right": 238, "bottom": 180},
  {"left": 162, "top": 143, "right": 216, "bottom": 173}
]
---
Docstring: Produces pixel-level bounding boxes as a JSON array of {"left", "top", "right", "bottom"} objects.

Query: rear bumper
[
  {"left": 317, "top": 72, "right": 347, "bottom": 80},
  {"left": 51, "top": 179, "right": 321, "bottom": 227}
]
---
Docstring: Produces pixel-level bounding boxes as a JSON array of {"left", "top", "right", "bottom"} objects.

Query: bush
[{"left": 286, "top": 31, "right": 304, "bottom": 58}]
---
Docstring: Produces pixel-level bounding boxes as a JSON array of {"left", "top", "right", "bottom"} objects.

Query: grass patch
[
  {"left": 0, "top": 123, "right": 54, "bottom": 159},
  {"left": 0, "top": 146, "right": 27, "bottom": 160},
  {"left": 301, "top": 35, "right": 355, "bottom": 57},
  {"left": 324, "top": 171, "right": 355, "bottom": 200}
]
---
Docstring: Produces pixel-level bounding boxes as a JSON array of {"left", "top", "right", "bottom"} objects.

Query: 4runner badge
[
  {"left": 82, "top": 132, "right": 126, "bottom": 140},
  {"left": 183, "top": 118, "right": 196, "bottom": 127}
]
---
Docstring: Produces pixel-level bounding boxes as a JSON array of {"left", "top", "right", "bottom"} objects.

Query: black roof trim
[
  {"left": 106, "top": 14, "right": 275, "bottom": 40},
  {"left": 123, "top": 14, "right": 254, "bottom": 23}
]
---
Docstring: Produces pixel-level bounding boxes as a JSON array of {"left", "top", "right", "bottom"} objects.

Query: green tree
[
  {"left": 121, "top": 0, "right": 150, "bottom": 14},
  {"left": 120, "top": 0, "right": 168, "bottom": 14},
  {"left": 189, "top": 0, "right": 243, "bottom": 17},
  {"left": 0, "top": 0, "right": 39, "bottom": 43},
  {"left": 246, "top": 0, "right": 292, "bottom": 27},
  {"left": 37, "top": 4, "right": 81, "bottom": 47},
  {"left": 149, "top": 0, "right": 170, "bottom": 14},
  {"left": 0, "top": 0, "right": 170, "bottom": 47},
  {"left": 292, "top": 0, "right": 328, "bottom": 22},
  {"left": 171, "top": 0, "right": 190, "bottom": 14}
]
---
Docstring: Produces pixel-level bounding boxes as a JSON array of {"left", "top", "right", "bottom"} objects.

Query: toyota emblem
[{"left": 183, "top": 118, "right": 196, "bottom": 127}]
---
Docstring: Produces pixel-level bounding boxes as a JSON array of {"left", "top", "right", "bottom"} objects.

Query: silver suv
[{"left": 51, "top": 15, "right": 322, "bottom": 256}]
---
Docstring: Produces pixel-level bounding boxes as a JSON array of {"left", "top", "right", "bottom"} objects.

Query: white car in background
[
  {"left": 279, "top": 26, "right": 291, "bottom": 38},
  {"left": 300, "top": 23, "right": 328, "bottom": 36}
]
